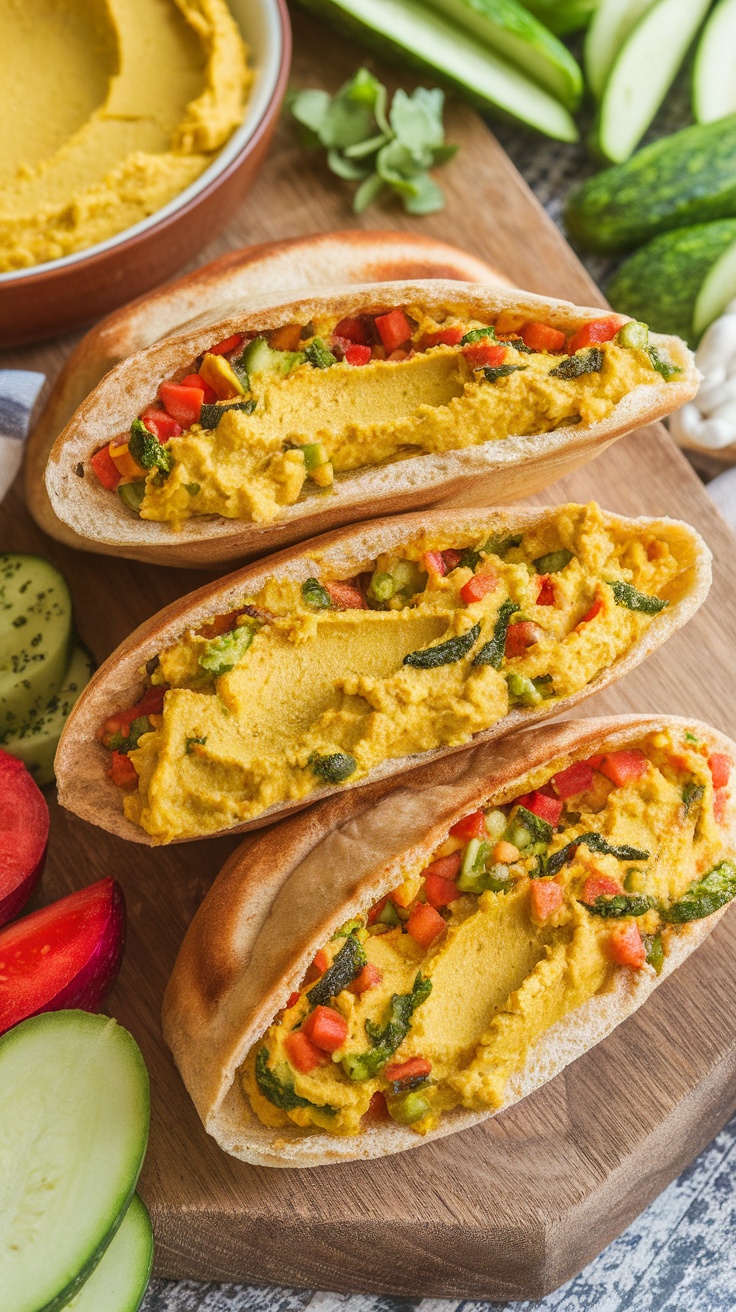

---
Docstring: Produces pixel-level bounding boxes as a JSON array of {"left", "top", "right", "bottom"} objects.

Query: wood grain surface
[{"left": 3, "top": 11, "right": 736, "bottom": 1301}]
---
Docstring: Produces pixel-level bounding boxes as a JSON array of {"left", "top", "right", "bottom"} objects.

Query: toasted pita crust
[
  {"left": 161, "top": 714, "right": 736, "bottom": 1167},
  {"left": 55, "top": 504, "right": 711, "bottom": 844},
  {"left": 25, "top": 232, "right": 509, "bottom": 552},
  {"left": 43, "top": 279, "right": 699, "bottom": 567}
]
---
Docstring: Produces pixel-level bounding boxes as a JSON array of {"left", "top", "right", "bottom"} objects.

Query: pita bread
[
  {"left": 25, "top": 231, "right": 509, "bottom": 552},
  {"left": 54, "top": 503, "right": 711, "bottom": 844},
  {"left": 43, "top": 279, "right": 699, "bottom": 567},
  {"left": 161, "top": 714, "right": 736, "bottom": 1167}
]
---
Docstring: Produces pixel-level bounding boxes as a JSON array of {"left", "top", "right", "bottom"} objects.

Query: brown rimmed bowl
[{"left": 0, "top": 0, "right": 291, "bottom": 349}]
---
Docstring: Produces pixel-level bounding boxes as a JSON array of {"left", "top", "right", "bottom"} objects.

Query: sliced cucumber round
[
  {"left": 693, "top": 0, "right": 736, "bottom": 124},
  {"left": 3, "top": 644, "right": 95, "bottom": 787},
  {"left": 424, "top": 0, "right": 583, "bottom": 109},
  {"left": 0, "top": 1011, "right": 150, "bottom": 1312},
  {"left": 596, "top": 0, "right": 712, "bottom": 163},
  {"left": 61, "top": 1196, "right": 153, "bottom": 1312},
  {"left": 297, "top": 0, "right": 579, "bottom": 140},
  {"left": 585, "top": 0, "right": 657, "bottom": 100},
  {"left": 0, "top": 555, "right": 74, "bottom": 741}
]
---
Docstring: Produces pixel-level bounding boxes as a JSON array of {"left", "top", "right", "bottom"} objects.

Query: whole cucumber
[
  {"left": 565, "top": 116, "right": 736, "bottom": 253},
  {"left": 606, "top": 219, "right": 736, "bottom": 346}
]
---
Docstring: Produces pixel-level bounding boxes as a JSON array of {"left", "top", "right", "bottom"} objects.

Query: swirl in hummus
[{"left": 1, "top": 0, "right": 250, "bottom": 271}]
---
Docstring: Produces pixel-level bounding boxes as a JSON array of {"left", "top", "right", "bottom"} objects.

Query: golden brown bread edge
[
  {"left": 43, "top": 279, "right": 700, "bottom": 568},
  {"left": 25, "top": 231, "right": 509, "bottom": 554},
  {"left": 54, "top": 504, "right": 712, "bottom": 845},
  {"left": 161, "top": 714, "right": 736, "bottom": 1168}
]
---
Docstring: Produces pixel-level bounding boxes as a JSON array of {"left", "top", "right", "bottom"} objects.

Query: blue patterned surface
[{"left": 144, "top": 75, "right": 735, "bottom": 1312}]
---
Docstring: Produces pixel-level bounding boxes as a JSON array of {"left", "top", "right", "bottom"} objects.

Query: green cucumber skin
[
  {"left": 294, "top": 0, "right": 578, "bottom": 140},
  {"left": 566, "top": 115, "right": 736, "bottom": 253},
  {"left": 606, "top": 219, "right": 736, "bottom": 346},
  {"left": 426, "top": 0, "right": 583, "bottom": 108},
  {"left": 62, "top": 1196, "right": 153, "bottom": 1312},
  {"left": 519, "top": 0, "right": 598, "bottom": 33}
]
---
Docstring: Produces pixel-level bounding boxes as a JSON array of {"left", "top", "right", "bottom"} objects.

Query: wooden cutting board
[{"left": 4, "top": 12, "right": 736, "bottom": 1301}]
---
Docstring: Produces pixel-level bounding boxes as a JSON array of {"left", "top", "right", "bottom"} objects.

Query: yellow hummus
[
  {"left": 242, "top": 726, "right": 734, "bottom": 1137},
  {"left": 135, "top": 308, "right": 664, "bottom": 528},
  {"left": 112, "top": 503, "right": 690, "bottom": 841},
  {"left": 1, "top": 0, "right": 250, "bottom": 271}
]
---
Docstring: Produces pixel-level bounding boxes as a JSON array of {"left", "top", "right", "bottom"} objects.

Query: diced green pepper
[
  {"left": 117, "top": 482, "right": 147, "bottom": 514},
  {"left": 533, "top": 549, "right": 573, "bottom": 575},
  {"left": 302, "top": 577, "right": 332, "bottom": 609},
  {"left": 368, "top": 571, "right": 395, "bottom": 603},
  {"left": 616, "top": 321, "right": 649, "bottom": 350},
  {"left": 386, "top": 1090, "right": 431, "bottom": 1125},
  {"left": 199, "top": 624, "right": 254, "bottom": 676},
  {"left": 645, "top": 934, "right": 664, "bottom": 975},
  {"left": 506, "top": 672, "right": 544, "bottom": 706}
]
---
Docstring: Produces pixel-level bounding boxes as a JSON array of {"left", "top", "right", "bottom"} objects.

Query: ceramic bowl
[{"left": 0, "top": 0, "right": 291, "bottom": 349}]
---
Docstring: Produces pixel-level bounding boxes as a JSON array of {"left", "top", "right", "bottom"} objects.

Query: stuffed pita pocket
[
  {"left": 55, "top": 502, "right": 710, "bottom": 845},
  {"left": 162, "top": 714, "right": 736, "bottom": 1167},
  {"left": 44, "top": 280, "right": 698, "bottom": 567},
  {"left": 26, "top": 230, "right": 507, "bottom": 553}
]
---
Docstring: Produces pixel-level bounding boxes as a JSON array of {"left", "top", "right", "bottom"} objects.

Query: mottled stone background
[{"left": 143, "top": 65, "right": 735, "bottom": 1312}]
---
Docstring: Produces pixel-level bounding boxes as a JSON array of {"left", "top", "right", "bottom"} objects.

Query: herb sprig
[{"left": 290, "top": 68, "right": 457, "bottom": 215}]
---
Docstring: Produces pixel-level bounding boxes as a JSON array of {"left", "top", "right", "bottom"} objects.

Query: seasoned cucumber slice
[
  {"left": 62, "top": 1196, "right": 153, "bottom": 1312},
  {"left": 596, "top": 0, "right": 712, "bottom": 163},
  {"left": 0, "top": 555, "right": 73, "bottom": 741},
  {"left": 0, "top": 1011, "right": 150, "bottom": 1312},
  {"left": 296, "top": 0, "right": 579, "bottom": 140},
  {"left": 2, "top": 643, "right": 95, "bottom": 787},
  {"left": 584, "top": 0, "right": 656, "bottom": 99},
  {"left": 693, "top": 0, "right": 736, "bottom": 124},
  {"left": 424, "top": 0, "right": 583, "bottom": 108}
]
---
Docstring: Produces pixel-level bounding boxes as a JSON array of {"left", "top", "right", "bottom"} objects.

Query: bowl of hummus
[{"left": 0, "top": 0, "right": 290, "bottom": 347}]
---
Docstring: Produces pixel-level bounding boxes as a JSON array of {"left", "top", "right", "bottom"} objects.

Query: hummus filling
[
  {"left": 90, "top": 308, "right": 680, "bottom": 528},
  {"left": 98, "top": 503, "right": 694, "bottom": 842},
  {"left": 1, "top": 0, "right": 250, "bottom": 271},
  {"left": 242, "top": 727, "right": 735, "bottom": 1137}
]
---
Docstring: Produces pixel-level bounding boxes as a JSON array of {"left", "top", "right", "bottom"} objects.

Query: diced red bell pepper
[
  {"left": 375, "top": 308, "right": 412, "bottom": 352},
  {"left": 305, "top": 947, "right": 330, "bottom": 982},
  {"left": 363, "top": 1091, "right": 389, "bottom": 1121},
  {"left": 442, "top": 549, "right": 463, "bottom": 571},
  {"left": 530, "top": 880, "right": 564, "bottom": 921},
  {"left": 598, "top": 750, "right": 648, "bottom": 788},
  {"left": 461, "top": 571, "right": 498, "bottom": 605},
  {"left": 462, "top": 341, "right": 506, "bottom": 370},
  {"left": 536, "top": 575, "right": 556, "bottom": 606},
  {"left": 335, "top": 316, "right": 368, "bottom": 345},
  {"left": 285, "top": 1030, "right": 330, "bottom": 1073},
  {"left": 714, "top": 788, "right": 729, "bottom": 825},
  {"left": 108, "top": 752, "right": 138, "bottom": 789},
  {"left": 350, "top": 963, "right": 383, "bottom": 995},
  {"left": 100, "top": 684, "right": 167, "bottom": 741},
  {"left": 516, "top": 791, "right": 563, "bottom": 826},
  {"left": 180, "top": 373, "right": 218, "bottom": 405},
  {"left": 577, "top": 597, "right": 603, "bottom": 628},
  {"left": 324, "top": 580, "right": 366, "bottom": 610},
  {"left": 519, "top": 321, "right": 567, "bottom": 353},
  {"left": 208, "top": 333, "right": 244, "bottom": 356},
  {"left": 584, "top": 754, "right": 604, "bottom": 769},
  {"left": 384, "top": 1057, "right": 432, "bottom": 1087},
  {"left": 302, "top": 1004, "right": 349, "bottom": 1052},
  {"left": 140, "top": 407, "right": 182, "bottom": 442},
  {"left": 90, "top": 444, "right": 122, "bottom": 491},
  {"left": 159, "top": 381, "right": 203, "bottom": 428},
  {"left": 567, "top": 316, "right": 620, "bottom": 354},
  {"left": 344, "top": 343, "right": 371, "bottom": 366},
  {"left": 450, "top": 809, "right": 486, "bottom": 841},
  {"left": 709, "top": 754, "right": 732, "bottom": 790},
  {"left": 286, "top": 991, "right": 301, "bottom": 1009},
  {"left": 607, "top": 922, "right": 646, "bottom": 969},
  {"left": 420, "top": 327, "right": 463, "bottom": 349},
  {"left": 424, "top": 872, "right": 460, "bottom": 909},
  {"left": 424, "top": 550, "right": 447, "bottom": 578},
  {"left": 423, "top": 852, "right": 462, "bottom": 882},
  {"left": 407, "top": 902, "right": 447, "bottom": 948},
  {"left": 552, "top": 760, "right": 594, "bottom": 799},
  {"left": 505, "top": 621, "right": 543, "bottom": 658},
  {"left": 582, "top": 875, "right": 622, "bottom": 904},
  {"left": 367, "top": 896, "right": 388, "bottom": 925}
]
